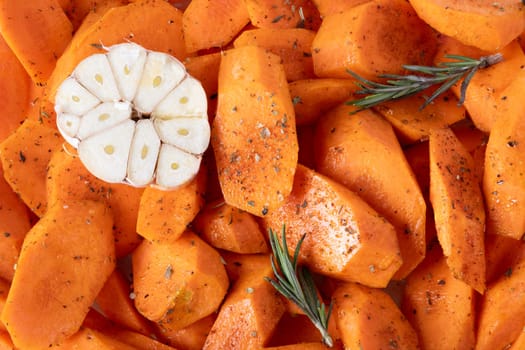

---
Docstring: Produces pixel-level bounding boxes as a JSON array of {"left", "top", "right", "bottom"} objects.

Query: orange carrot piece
[
  {"left": 0, "top": 120, "right": 62, "bottom": 216},
  {"left": 476, "top": 256, "right": 525, "bottom": 350},
  {"left": 132, "top": 231, "right": 229, "bottom": 331},
  {"left": 136, "top": 168, "right": 206, "bottom": 244},
  {"left": 404, "top": 141, "right": 430, "bottom": 197},
  {"left": 0, "top": 200, "right": 115, "bottom": 349},
  {"left": 55, "top": 327, "right": 137, "bottom": 349},
  {"left": 0, "top": 35, "right": 31, "bottom": 143},
  {"left": 263, "top": 164, "right": 402, "bottom": 288},
  {"left": 373, "top": 90, "right": 465, "bottom": 144},
  {"left": 429, "top": 127, "right": 486, "bottom": 293},
  {"left": 95, "top": 269, "right": 154, "bottom": 336},
  {"left": 435, "top": 37, "right": 525, "bottom": 133},
  {"left": 402, "top": 244, "right": 476, "bottom": 350},
  {"left": 202, "top": 258, "right": 285, "bottom": 350},
  {"left": 0, "top": 0, "right": 73, "bottom": 84},
  {"left": 408, "top": 0, "right": 525, "bottom": 51},
  {"left": 182, "top": 0, "right": 250, "bottom": 53},
  {"left": 265, "top": 344, "right": 335, "bottom": 350},
  {"left": 46, "top": 0, "right": 188, "bottom": 106},
  {"left": 66, "top": 0, "right": 128, "bottom": 31},
  {"left": 184, "top": 52, "right": 222, "bottom": 116},
  {"left": 312, "top": 0, "right": 370, "bottom": 17},
  {"left": 333, "top": 282, "right": 420, "bottom": 349},
  {"left": 103, "top": 327, "right": 178, "bottom": 350},
  {"left": 221, "top": 251, "right": 272, "bottom": 283},
  {"left": 212, "top": 45, "right": 298, "bottom": 217},
  {"left": 155, "top": 313, "right": 216, "bottom": 350},
  {"left": 233, "top": 28, "right": 316, "bottom": 81},
  {"left": 311, "top": 0, "right": 436, "bottom": 80},
  {"left": 46, "top": 149, "right": 143, "bottom": 257},
  {"left": 244, "top": 0, "right": 321, "bottom": 30},
  {"left": 0, "top": 331, "right": 13, "bottom": 350},
  {"left": 193, "top": 200, "right": 268, "bottom": 254},
  {"left": 288, "top": 79, "right": 358, "bottom": 126},
  {"left": 483, "top": 71, "right": 525, "bottom": 239},
  {"left": 0, "top": 278, "right": 9, "bottom": 332},
  {"left": 485, "top": 233, "right": 525, "bottom": 284},
  {"left": 314, "top": 105, "right": 426, "bottom": 279}
]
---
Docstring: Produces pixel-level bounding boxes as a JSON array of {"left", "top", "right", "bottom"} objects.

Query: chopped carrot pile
[{"left": 0, "top": 0, "right": 524, "bottom": 349}]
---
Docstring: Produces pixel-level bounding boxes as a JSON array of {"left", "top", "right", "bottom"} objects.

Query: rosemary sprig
[
  {"left": 265, "top": 227, "right": 333, "bottom": 347},
  {"left": 346, "top": 53, "right": 503, "bottom": 111}
]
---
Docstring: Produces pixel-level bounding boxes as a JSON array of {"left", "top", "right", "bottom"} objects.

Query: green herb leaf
[
  {"left": 346, "top": 53, "right": 503, "bottom": 111},
  {"left": 265, "top": 226, "right": 333, "bottom": 347}
]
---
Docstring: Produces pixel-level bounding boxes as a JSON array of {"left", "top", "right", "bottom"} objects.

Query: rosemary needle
[
  {"left": 265, "top": 227, "right": 334, "bottom": 347},
  {"left": 346, "top": 53, "right": 504, "bottom": 111}
]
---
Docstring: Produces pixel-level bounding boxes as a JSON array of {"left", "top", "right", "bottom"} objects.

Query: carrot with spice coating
[
  {"left": 0, "top": 200, "right": 115, "bottom": 349},
  {"left": 243, "top": 0, "right": 321, "bottom": 30},
  {"left": 212, "top": 45, "right": 298, "bottom": 217}
]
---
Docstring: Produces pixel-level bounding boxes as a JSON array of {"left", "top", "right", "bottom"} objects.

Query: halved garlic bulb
[{"left": 54, "top": 43, "right": 209, "bottom": 189}]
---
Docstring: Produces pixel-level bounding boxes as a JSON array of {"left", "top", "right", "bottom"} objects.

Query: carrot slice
[
  {"left": 182, "top": 0, "right": 250, "bottom": 53},
  {"left": 136, "top": 168, "right": 206, "bottom": 244},
  {"left": 288, "top": 79, "right": 358, "bottom": 126},
  {"left": 333, "top": 282, "right": 420, "bottom": 349},
  {"left": 244, "top": 0, "right": 321, "bottom": 30},
  {"left": 66, "top": 0, "right": 128, "bottom": 30},
  {"left": 402, "top": 244, "right": 476, "bottom": 350},
  {"left": 193, "top": 200, "right": 269, "bottom": 254},
  {"left": 429, "top": 127, "right": 486, "bottom": 293},
  {"left": 155, "top": 313, "right": 216, "bottom": 350},
  {"left": 263, "top": 164, "right": 402, "bottom": 288},
  {"left": 0, "top": 120, "right": 63, "bottom": 216},
  {"left": 0, "top": 331, "right": 13, "bottom": 350},
  {"left": 0, "top": 0, "right": 73, "bottom": 84},
  {"left": 202, "top": 257, "right": 285, "bottom": 350},
  {"left": 55, "top": 327, "right": 137, "bottom": 349},
  {"left": 132, "top": 231, "right": 229, "bottom": 331},
  {"left": 233, "top": 28, "right": 316, "bottom": 81},
  {"left": 0, "top": 200, "right": 115, "bottom": 349},
  {"left": 408, "top": 0, "right": 525, "bottom": 51},
  {"left": 311, "top": 0, "right": 436, "bottom": 80},
  {"left": 212, "top": 45, "right": 298, "bottom": 217},
  {"left": 485, "top": 233, "right": 525, "bottom": 284},
  {"left": 314, "top": 105, "right": 426, "bottom": 279},
  {"left": 312, "top": 0, "right": 370, "bottom": 17},
  {"left": 0, "top": 278, "right": 9, "bottom": 332}
]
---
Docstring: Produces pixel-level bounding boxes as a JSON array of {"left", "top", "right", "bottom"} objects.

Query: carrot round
[
  {"left": 408, "top": 0, "right": 525, "bottom": 51},
  {"left": 0, "top": 200, "right": 115, "bottom": 349}
]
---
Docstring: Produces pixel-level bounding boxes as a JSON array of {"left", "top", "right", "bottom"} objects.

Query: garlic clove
[
  {"left": 155, "top": 143, "right": 201, "bottom": 189},
  {"left": 56, "top": 113, "right": 81, "bottom": 144},
  {"left": 73, "top": 53, "right": 121, "bottom": 102},
  {"left": 54, "top": 77, "right": 101, "bottom": 115},
  {"left": 77, "top": 101, "right": 132, "bottom": 140},
  {"left": 127, "top": 119, "right": 161, "bottom": 187},
  {"left": 78, "top": 120, "right": 135, "bottom": 183},
  {"left": 106, "top": 42, "right": 147, "bottom": 101},
  {"left": 153, "top": 116, "right": 210, "bottom": 155},
  {"left": 152, "top": 76, "right": 208, "bottom": 118}
]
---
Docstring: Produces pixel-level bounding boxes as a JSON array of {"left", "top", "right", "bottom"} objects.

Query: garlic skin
[{"left": 54, "top": 43, "right": 209, "bottom": 189}]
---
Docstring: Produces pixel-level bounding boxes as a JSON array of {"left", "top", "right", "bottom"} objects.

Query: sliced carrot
[
  {"left": 0, "top": 0, "right": 73, "bottom": 84},
  {"left": 264, "top": 343, "right": 335, "bottom": 350},
  {"left": 429, "top": 127, "right": 486, "bottom": 293},
  {"left": 483, "top": 71, "right": 525, "bottom": 239},
  {"left": 182, "top": 0, "right": 250, "bottom": 53},
  {"left": 103, "top": 327, "right": 178, "bottom": 350},
  {"left": 66, "top": 0, "right": 128, "bottom": 31},
  {"left": 312, "top": 0, "right": 370, "bottom": 17},
  {"left": 408, "top": 0, "right": 525, "bottom": 51},
  {"left": 156, "top": 313, "right": 216, "bottom": 350},
  {"left": 221, "top": 251, "right": 272, "bottom": 283},
  {"left": 404, "top": 141, "right": 430, "bottom": 198},
  {"left": 311, "top": 0, "right": 436, "bottom": 80},
  {"left": 46, "top": 149, "right": 143, "bottom": 257},
  {"left": 263, "top": 164, "right": 402, "bottom": 288},
  {"left": 136, "top": 168, "right": 206, "bottom": 244},
  {"left": 373, "top": 90, "right": 465, "bottom": 144},
  {"left": 0, "top": 164, "right": 30, "bottom": 282},
  {"left": 233, "top": 28, "right": 316, "bottom": 81},
  {"left": 46, "top": 0, "right": 188, "bottom": 106},
  {"left": 288, "top": 79, "right": 358, "bottom": 126},
  {"left": 314, "top": 105, "right": 426, "bottom": 279},
  {"left": 212, "top": 45, "right": 298, "bottom": 217},
  {"left": 193, "top": 200, "right": 268, "bottom": 254},
  {"left": 0, "top": 331, "right": 13, "bottom": 350},
  {"left": 435, "top": 37, "right": 525, "bottom": 133},
  {"left": 55, "top": 327, "right": 137, "bottom": 349},
  {"left": 485, "top": 233, "right": 525, "bottom": 284},
  {"left": 476, "top": 256, "right": 525, "bottom": 350},
  {"left": 0, "top": 120, "right": 63, "bottom": 216},
  {"left": 0, "top": 278, "right": 9, "bottom": 332},
  {"left": 244, "top": 0, "right": 321, "bottom": 30},
  {"left": 184, "top": 51, "right": 222, "bottom": 116},
  {"left": 402, "top": 244, "right": 476, "bottom": 350},
  {"left": 202, "top": 257, "right": 285, "bottom": 350},
  {"left": 0, "top": 200, "right": 115, "bottom": 349},
  {"left": 132, "top": 230, "right": 229, "bottom": 331},
  {"left": 95, "top": 268, "right": 154, "bottom": 336},
  {"left": 0, "top": 34, "right": 31, "bottom": 143},
  {"left": 333, "top": 282, "right": 420, "bottom": 349}
]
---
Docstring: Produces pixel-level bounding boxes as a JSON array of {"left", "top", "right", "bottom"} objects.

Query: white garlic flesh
[{"left": 54, "top": 43, "right": 209, "bottom": 189}]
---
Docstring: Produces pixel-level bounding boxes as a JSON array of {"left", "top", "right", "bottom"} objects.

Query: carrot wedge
[
  {"left": 0, "top": 0, "right": 72, "bottom": 84},
  {"left": 333, "top": 282, "right": 420, "bottom": 349},
  {"left": 263, "top": 164, "right": 402, "bottom": 288},
  {"left": 212, "top": 46, "right": 298, "bottom": 217},
  {"left": 0, "top": 200, "right": 115, "bottom": 349},
  {"left": 408, "top": 0, "right": 525, "bottom": 51},
  {"left": 402, "top": 244, "right": 476, "bottom": 350},
  {"left": 55, "top": 328, "right": 137, "bottom": 349},
  {"left": 314, "top": 105, "right": 426, "bottom": 279},
  {"left": 429, "top": 127, "right": 486, "bottom": 293}
]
